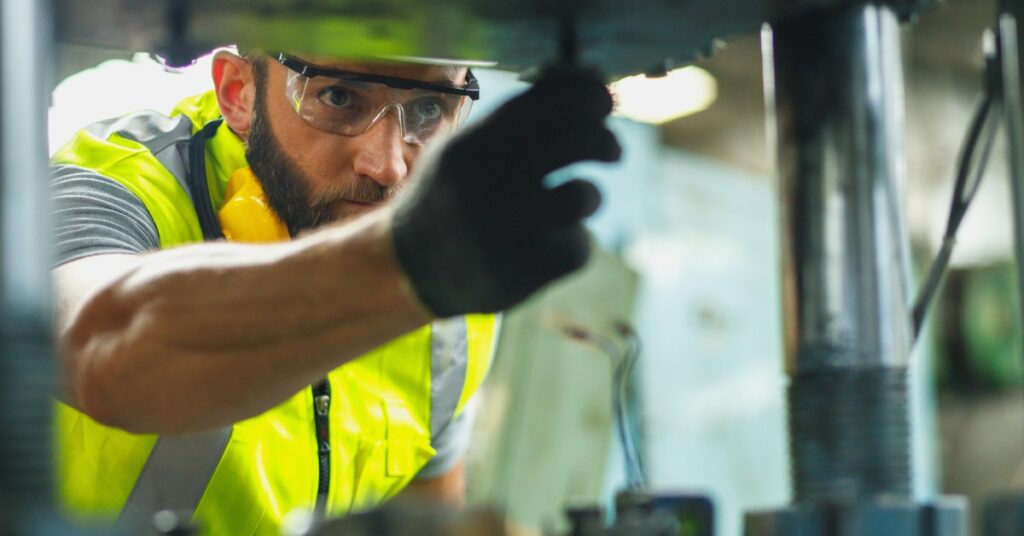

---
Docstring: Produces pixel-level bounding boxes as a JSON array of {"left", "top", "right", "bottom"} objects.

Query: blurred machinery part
[
  {"left": 746, "top": 497, "right": 967, "bottom": 536},
  {"left": 464, "top": 247, "right": 639, "bottom": 530},
  {"left": 1002, "top": 0, "right": 1024, "bottom": 348},
  {"left": 53, "top": 0, "right": 932, "bottom": 76},
  {"left": 296, "top": 502, "right": 507, "bottom": 536},
  {"left": 559, "top": 320, "right": 646, "bottom": 491},
  {"left": 769, "top": 1, "right": 915, "bottom": 498},
  {"left": 552, "top": 323, "right": 718, "bottom": 535},
  {"left": 766, "top": 0, "right": 913, "bottom": 500},
  {"left": 296, "top": 492, "right": 712, "bottom": 536},
  {"left": 982, "top": 0, "right": 1024, "bottom": 533},
  {"left": 612, "top": 491, "right": 713, "bottom": 536},
  {"left": 984, "top": 493, "right": 1024, "bottom": 536},
  {"left": 0, "top": 0, "right": 64, "bottom": 533},
  {"left": 934, "top": 265, "right": 1023, "bottom": 391},
  {"left": 746, "top": 1, "right": 967, "bottom": 534}
]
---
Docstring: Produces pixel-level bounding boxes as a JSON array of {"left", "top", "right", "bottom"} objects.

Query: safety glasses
[{"left": 275, "top": 53, "right": 479, "bottom": 145}]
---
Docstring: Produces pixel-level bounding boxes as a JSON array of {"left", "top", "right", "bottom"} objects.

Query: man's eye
[
  {"left": 318, "top": 87, "right": 352, "bottom": 108},
  {"left": 409, "top": 98, "right": 449, "bottom": 122}
]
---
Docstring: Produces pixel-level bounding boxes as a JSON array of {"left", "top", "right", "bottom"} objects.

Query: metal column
[
  {"left": 769, "top": 1, "right": 913, "bottom": 502},
  {"left": 985, "top": 1, "right": 1024, "bottom": 532},
  {"left": 1002, "top": 0, "right": 1024, "bottom": 349},
  {"left": 0, "top": 0, "right": 60, "bottom": 531},
  {"left": 747, "top": 2, "right": 965, "bottom": 534}
]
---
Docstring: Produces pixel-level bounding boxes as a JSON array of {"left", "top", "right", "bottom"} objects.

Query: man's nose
[{"left": 351, "top": 106, "right": 409, "bottom": 187}]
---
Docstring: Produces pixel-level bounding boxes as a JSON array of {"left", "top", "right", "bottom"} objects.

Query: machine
[{"left": 2, "top": 0, "right": 1023, "bottom": 533}]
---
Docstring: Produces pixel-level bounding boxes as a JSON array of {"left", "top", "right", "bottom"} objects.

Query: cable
[
  {"left": 912, "top": 28, "right": 1006, "bottom": 341},
  {"left": 614, "top": 322, "right": 647, "bottom": 489},
  {"left": 562, "top": 322, "right": 647, "bottom": 490},
  {"left": 911, "top": 90, "right": 1002, "bottom": 340}
]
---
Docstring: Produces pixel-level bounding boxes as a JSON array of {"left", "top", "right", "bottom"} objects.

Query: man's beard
[{"left": 246, "top": 89, "right": 401, "bottom": 237}]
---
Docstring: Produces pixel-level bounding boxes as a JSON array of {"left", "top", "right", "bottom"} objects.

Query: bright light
[
  {"left": 49, "top": 52, "right": 219, "bottom": 155},
  {"left": 610, "top": 66, "right": 718, "bottom": 125}
]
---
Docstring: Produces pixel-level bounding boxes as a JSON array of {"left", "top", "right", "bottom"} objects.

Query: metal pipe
[
  {"left": 764, "top": 1, "right": 914, "bottom": 503},
  {"left": 0, "top": 0, "right": 58, "bottom": 528},
  {"left": 2, "top": 0, "right": 54, "bottom": 316},
  {"left": 999, "top": 1, "right": 1024, "bottom": 373}
]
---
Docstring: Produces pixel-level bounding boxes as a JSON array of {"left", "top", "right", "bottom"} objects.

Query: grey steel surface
[
  {"left": 55, "top": 0, "right": 917, "bottom": 77},
  {"left": 0, "top": 321, "right": 56, "bottom": 528},
  {"left": 745, "top": 497, "right": 968, "bottom": 536},
  {"left": 0, "top": 0, "right": 60, "bottom": 531},
  {"left": 999, "top": 2, "right": 1024, "bottom": 388},
  {"left": 984, "top": 493, "right": 1024, "bottom": 536},
  {"left": 3, "top": 0, "right": 53, "bottom": 317},
  {"left": 763, "top": 0, "right": 918, "bottom": 514},
  {"left": 787, "top": 368, "right": 911, "bottom": 502},
  {"left": 765, "top": 3, "right": 913, "bottom": 373}
]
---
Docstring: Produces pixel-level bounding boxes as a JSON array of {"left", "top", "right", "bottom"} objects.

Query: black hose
[{"left": 911, "top": 91, "right": 1001, "bottom": 340}]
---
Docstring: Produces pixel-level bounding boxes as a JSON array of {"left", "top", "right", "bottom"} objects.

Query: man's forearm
[{"left": 57, "top": 208, "right": 431, "bottom": 434}]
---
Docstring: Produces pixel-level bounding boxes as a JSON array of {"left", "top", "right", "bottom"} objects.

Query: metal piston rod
[
  {"left": 747, "top": 2, "right": 965, "bottom": 534},
  {"left": 769, "top": 1, "right": 914, "bottom": 503}
]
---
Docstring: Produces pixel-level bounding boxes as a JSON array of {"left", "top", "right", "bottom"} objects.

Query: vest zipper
[{"left": 312, "top": 379, "right": 331, "bottom": 517}]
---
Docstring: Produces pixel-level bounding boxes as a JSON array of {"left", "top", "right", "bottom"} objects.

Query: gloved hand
[{"left": 391, "top": 66, "right": 622, "bottom": 317}]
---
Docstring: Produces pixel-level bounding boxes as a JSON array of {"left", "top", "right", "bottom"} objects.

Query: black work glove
[{"left": 392, "top": 66, "right": 622, "bottom": 317}]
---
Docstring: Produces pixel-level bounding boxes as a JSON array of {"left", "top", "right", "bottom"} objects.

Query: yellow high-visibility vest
[{"left": 51, "top": 91, "right": 496, "bottom": 534}]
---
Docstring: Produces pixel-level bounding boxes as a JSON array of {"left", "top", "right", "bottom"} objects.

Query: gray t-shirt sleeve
[
  {"left": 51, "top": 165, "right": 161, "bottom": 267},
  {"left": 416, "top": 397, "right": 477, "bottom": 480}
]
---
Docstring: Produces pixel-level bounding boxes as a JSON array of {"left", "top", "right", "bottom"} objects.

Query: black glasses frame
[{"left": 274, "top": 53, "right": 480, "bottom": 101}]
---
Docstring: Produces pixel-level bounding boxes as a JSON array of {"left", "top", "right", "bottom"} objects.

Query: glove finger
[
  {"left": 533, "top": 224, "right": 593, "bottom": 280},
  {"left": 523, "top": 122, "right": 622, "bottom": 178},
  {"left": 464, "top": 121, "right": 620, "bottom": 198},
  {"left": 467, "top": 223, "right": 591, "bottom": 311},
  {"left": 526, "top": 67, "right": 615, "bottom": 119},
  {"left": 537, "top": 179, "right": 602, "bottom": 225},
  {"left": 494, "top": 69, "right": 614, "bottom": 127}
]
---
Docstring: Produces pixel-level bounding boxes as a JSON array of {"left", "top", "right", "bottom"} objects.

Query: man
[{"left": 51, "top": 48, "right": 619, "bottom": 533}]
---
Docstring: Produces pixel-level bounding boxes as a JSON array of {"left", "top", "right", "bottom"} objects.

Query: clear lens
[{"left": 284, "top": 70, "right": 472, "bottom": 145}]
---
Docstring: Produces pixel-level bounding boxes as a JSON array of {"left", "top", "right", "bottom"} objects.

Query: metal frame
[{"left": 0, "top": 0, "right": 60, "bottom": 532}]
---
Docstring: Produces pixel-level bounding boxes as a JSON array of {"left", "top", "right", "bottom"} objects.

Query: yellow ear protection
[
  {"left": 187, "top": 118, "right": 289, "bottom": 244},
  {"left": 218, "top": 167, "right": 290, "bottom": 243}
]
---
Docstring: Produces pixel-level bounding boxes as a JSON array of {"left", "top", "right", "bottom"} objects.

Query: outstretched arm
[
  {"left": 56, "top": 208, "right": 429, "bottom": 435},
  {"left": 57, "top": 65, "right": 620, "bottom": 438}
]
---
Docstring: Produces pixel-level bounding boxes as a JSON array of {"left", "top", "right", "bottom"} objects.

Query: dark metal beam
[{"left": 53, "top": 0, "right": 922, "bottom": 76}]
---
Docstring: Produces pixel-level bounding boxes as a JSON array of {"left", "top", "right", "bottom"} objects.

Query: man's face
[{"left": 245, "top": 56, "right": 468, "bottom": 236}]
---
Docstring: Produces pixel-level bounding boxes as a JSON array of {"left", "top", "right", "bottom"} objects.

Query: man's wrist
[
  {"left": 296, "top": 207, "right": 435, "bottom": 331},
  {"left": 367, "top": 206, "right": 436, "bottom": 325}
]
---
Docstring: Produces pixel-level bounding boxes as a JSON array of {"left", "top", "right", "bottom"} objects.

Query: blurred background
[{"left": 47, "top": 0, "right": 1024, "bottom": 533}]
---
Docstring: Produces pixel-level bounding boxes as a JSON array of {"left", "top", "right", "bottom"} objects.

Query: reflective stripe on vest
[
  {"left": 114, "top": 427, "right": 232, "bottom": 533},
  {"left": 84, "top": 112, "right": 195, "bottom": 197},
  {"left": 429, "top": 317, "right": 469, "bottom": 437}
]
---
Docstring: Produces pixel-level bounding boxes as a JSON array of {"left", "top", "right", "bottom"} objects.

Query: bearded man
[{"left": 50, "top": 48, "right": 619, "bottom": 533}]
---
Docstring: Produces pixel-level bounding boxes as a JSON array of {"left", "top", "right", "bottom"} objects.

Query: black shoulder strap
[{"left": 187, "top": 118, "right": 226, "bottom": 240}]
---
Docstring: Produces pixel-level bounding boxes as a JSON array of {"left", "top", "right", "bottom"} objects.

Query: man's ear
[{"left": 212, "top": 51, "right": 257, "bottom": 139}]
